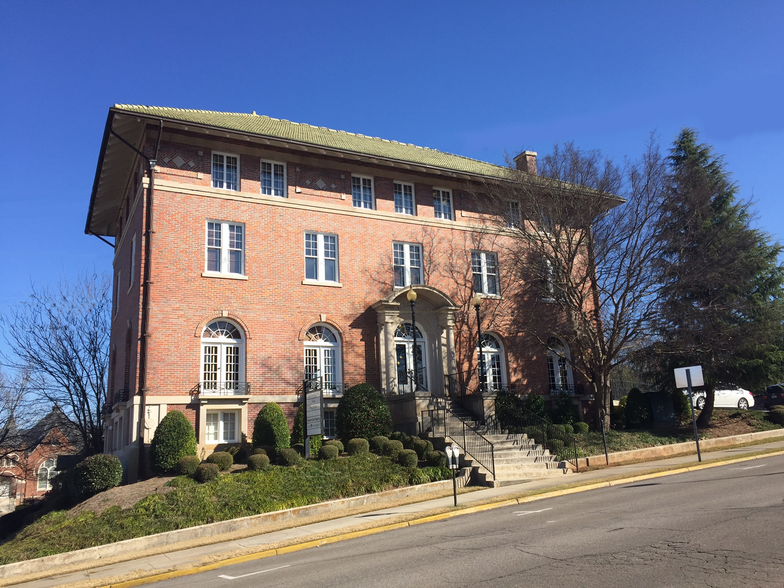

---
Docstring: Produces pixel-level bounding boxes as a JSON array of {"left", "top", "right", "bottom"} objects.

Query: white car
[{"left": 686, "top": 386, "right": 755, "bottom": 410}]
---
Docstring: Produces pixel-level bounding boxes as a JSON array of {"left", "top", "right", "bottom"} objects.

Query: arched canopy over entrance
[{"left": 372, "top": 286, "right": 459, "bottom": 396}]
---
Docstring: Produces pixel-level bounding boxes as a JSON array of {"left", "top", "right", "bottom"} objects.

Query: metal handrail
[
  {"left": 422, "top": 405, "right": 495, "bottom": 479},
  {"left": 197, "top": 381, "right": 251, "bottom": 395}
]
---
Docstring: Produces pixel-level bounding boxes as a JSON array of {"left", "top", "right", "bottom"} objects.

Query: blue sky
[{"left": 1, "top": 1, "right": 783, "bottom": 331}]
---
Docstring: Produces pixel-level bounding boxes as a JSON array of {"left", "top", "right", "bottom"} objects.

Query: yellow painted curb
[{"left": 101, "top": 448, "right": 784, "bottom": 587}]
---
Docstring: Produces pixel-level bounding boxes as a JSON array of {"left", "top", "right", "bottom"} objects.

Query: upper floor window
[
  {"left": 433, "top": 189, "right": 453, "bottom": 220},
  {"left": 506, "top": 201, "right": 521, "bottom": 228},
  {"left": 472, "top": 251, "right": 499, "bottom": 295},
  {"left": 212, "top": 152, "right": 239, "bottom": 191},
  {"left": 261, "top": 160, "right": 286, "bottom": 197},
  {"left": 394, "top": 182, "right": 415, "bottom": 215},
  {"left": 206, "top": 221, "right": 244, "bottom": 276},
  {"left": 305, "top": 232, "right": 339, "bottom": 283},
  {"left": 352, "top": 176, "right": 374, "bottom": 209},
  {"left": 394, "top": 242, "right": 422, "bottom": 287},
  {"left": 37, "top": 457, "right": 57, "bottom": 491}
]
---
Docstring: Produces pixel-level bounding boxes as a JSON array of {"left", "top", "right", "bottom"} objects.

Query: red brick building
[{"left": 86, "top": 105, "right": 589, "bottom": 479}]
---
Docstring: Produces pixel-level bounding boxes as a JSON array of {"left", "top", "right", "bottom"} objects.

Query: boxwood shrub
[
  {"left": 252, "top": 402, "right": 291, "bottom": 454},
  {"left": 194, "top": 463, "right": 220, "bottom": 483},
  {"left": 546, "top": 439, "right": 565, "bottom": 456},
  {"left": 382, "top": 439, "right": 404, "bottom": 461},
  {"left": 318, "top": 445, "right": 339, "bottom": 460},
  {"left": 572, "top": 421, "right": 589, "bottom": 434},
  {"left": 247, "top": 453, "right": 270, "bottom": 471},
  {"left": 150, "top": 410, "right": 198, "bottom": 473},
  {"left": 370, "top": 436, "right": 389, "bottom": 454},
  {"left": 324, "top": 439, "right": 344, "bottom": 453},
  {"left": 398, "top": 449, "right": 418, "bottom": 468},
  {"left": 346, "top": 438, "right": 370, "bottom": 456},
  {"left": 175, "top": 455, "right": 201, "bottom": 476},
  {"left": 253, "top": 445, "right": 275, "bottom": 460},
  {"left": 425, "top": 450, "right": 447, "bottom": 468},
  {"left": 278, "top": 447, "right": 302, "bottom": 466},
  {"left": 336, "top": 383, "right": 393, "bottom": 443},
  {"left": 411, "top": 438, "right": 433, "bottom": 459},
  {"left": 76, "top": 454, "right": 123, "bottom": 496},
  {"left": 206, "top": 451, "right": 233, "bottom": 471}
]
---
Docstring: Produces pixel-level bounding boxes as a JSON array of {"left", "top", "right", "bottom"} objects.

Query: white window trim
[
  {"left": 205, "top": 410, "right": 240, "bottom": 444},
  {"left": 204, "top": 221, "right": 246, "bottom": 277},
  {"left": 393, "top": 181, "right": 416, "bottom": 216},
  {"left": 506, "top": 200, "right": 522, "bottom": 229},
  {"left": 37, "top": 458, "right": 57, "bottom": 492},
  {"left": 472, "top": 251, "right": 500, "bottom": 296},
  {"left": 304, "top": 232, "right": 340, "bottom": 285},
  {"left": 127, "top": 233, "right": 136, "bottom": 293},
  {"left": 200, "top": 320, "right": 246, "bottom": 395},
  {"left": 433, "top": 188, "right": 453, "bottom": 221},
  {"left": 0, "top": 454, "right": 18, "bottom": 468},
  {"left": 479, "top": 333, "right": 507, "bottom": 390},
  {"left": 393, "top": 242, "right": 423, "bottom": 288},
  {"left": 260, "top": 159, "right": 287, "bottom": 197},
  {"left": 547, "top": 338, "right": 575, "bottom": 393},
  {"left": 211, "top": 151, "right": 240, "bottom": 191},
  {"left": 304, "top": 325, "right": 343, "bottom": 392},
  {"left": 351, "top": 175, "right": 375, "bottom": 209}
]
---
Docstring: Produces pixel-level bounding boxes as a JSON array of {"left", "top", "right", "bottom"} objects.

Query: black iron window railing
[{"left": 197, "top": 381, "right": 251, "bottom": 395}]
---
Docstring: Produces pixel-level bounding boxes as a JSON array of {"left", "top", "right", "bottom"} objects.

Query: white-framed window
[
  {"left": 323, "top": 410, "right": 336, "bottom": 438},
  {"left": 0, "top": 476, "right": 11, "bottom": 499},
  {"left": 352, "top": 176, "right": 374, "bottom": 209},
  {"left": 0, "top": 454, "right": 18, "bottom": 468},
  {"left": 37, "top": 457, "right": 57, "bottom": 491},
  {"left": 506, "top": 201, "right": 521, "bottom": 228},
  {"left": 547, "top": 337, "right": 574, "bottom": 394},
  {"left": 433, "top": 188, "right": 453, "bottom": 220},
  {"left": 206, "top": 221, "right": 245, "bottom": 276},
  {"left": 394, "top": 322, "right": 427, "bottom": 393},
  {"left": 206, "top": 410, "right": 239, "bottom": 443},
  {"left": 472, "top": 251, "right": 499, "bottom": 295},
  {"left": 479, "top": 333, "right": 506, "bottom": 391},
  {"left": 394, "top": 182, "right": 415, "bottom": 215},
  {"left": 212, "top": 152, "right": 239, "bottom": 191},
  {"left": 393, "top": 242, "right": 423, "bottom": 287},
  {"left": 304, "top": 325, "right": 342, "bottom": 391},
  {"left": 201, "top": 320, "right": 245, "bottom": 394},
  {"left": 261, "top": 159, "right": 286, "bottom": 197},
  {"left": 128, "top": 233, "right": 136, "bottom": 290},
  {"left": 304, "top": 232, "right": 339, "bottom": 283}
]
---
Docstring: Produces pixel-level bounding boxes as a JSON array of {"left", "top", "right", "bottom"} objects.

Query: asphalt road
[{"left": 149, "top": 455, "right": 784, "bottom": 588}]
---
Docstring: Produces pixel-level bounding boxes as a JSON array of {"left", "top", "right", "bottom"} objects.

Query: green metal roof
[{"left": 114, "top": 104, "right": 509, "bottom": 178}]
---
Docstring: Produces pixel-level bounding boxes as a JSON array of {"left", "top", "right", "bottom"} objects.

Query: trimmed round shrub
[
  {"left": 398, "top": 449, "right": 418, "bottom": 468},
  {"left": 336, "top": 383, "right": 393, "bottom": 443},
  {"left": 194, "top": 463, "right": 220, "bottom": 483},
  {"left": 254, "top": 445, "right": 275, "bottom": 460},
  {"left": 324, "top": 439, "right": 344, "bottom": 453},
  {"left": 625, "top": 388, "right": 653, "bottom": 429},
  {"left": 563, "top": 424, "right": 574, "bottom": 435},
  {"left": 278, "top": 447, "right": 302, "bottom": 466},
  {"left": 206, "top": 451, "right": 233, "bottom": 471},
  {"left": 77, "top": 454, "right": 123, "bottom": 495},
  {"left": 291, "top": 404, "right": 323, "bottom": 456},
  {"left": 547, "top": 424, "right": 567, "bottom": 441},
  {"left": 411, "top": 438, "right": 429, "bottom": 459},
  {"left": 425, "top": 450, "right": 447, "bottom": 468},
  {"left": 546, "top": 439, "right": 565, "bottom": 456},
  {"left": 370, "top": 436, "right": 389, "bottom": 454},
  {"left": 382, "top": 439, "right": 404, "bottom": 461},
  {"left": 292, "top": 443, "right": 305, "bottom": 456},
  {"left": 252, "top": 402, "right": 291, "bottom": 454},
  {"left": 768, "top": 406, "right": 784, "bottom": 425},
  {"left": 247, "top": 453, "right": 270, "bottom": 471},
  {"left": 573, "top": 421, "right": 589, "bottom": 434},
  {"left": 318, "top": 445, "right": 339, "bottom": 460},
  {"left": 150, "top": 410, "right": 198, "bottom": 473},
  {"left": 524, "top": 426, "right": 545, "bottom": 444},
  {"left": 175, "top": 455, "right": 201, "bottom": 476},
  {"left": 346, "top": 438, "right": 370, "bottom": 456}
]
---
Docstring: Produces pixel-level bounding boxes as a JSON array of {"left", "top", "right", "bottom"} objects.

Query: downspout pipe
[{"left": 136, "top": 119, "right": 163, "bottom": 480}]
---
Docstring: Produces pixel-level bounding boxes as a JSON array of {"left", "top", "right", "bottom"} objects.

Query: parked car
[
  {"left": 760, "top": 384, "right": 784, "bottom": 409},
  {"left": 684, "top": 386, "right": 755, "bottom": 410}
]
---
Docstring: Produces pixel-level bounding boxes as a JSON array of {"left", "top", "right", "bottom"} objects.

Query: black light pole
[
  {"left": 472, "top": 293, "right": 486, "bottom": 395},
  {"left": 407, "top": 288, "right": 419, "bottom": 391}
]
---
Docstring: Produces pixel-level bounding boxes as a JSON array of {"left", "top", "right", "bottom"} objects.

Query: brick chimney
[{"left": 513, "top": 150, "right": 537, "bottom": 175}]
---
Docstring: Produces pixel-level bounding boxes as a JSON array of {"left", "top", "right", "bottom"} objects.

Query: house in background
[
  {"left": 86, "top": 105, "right": 595, "bottom": 480},
  {"left": 0, "top": 407, "right": 82, "bottom": 514}
]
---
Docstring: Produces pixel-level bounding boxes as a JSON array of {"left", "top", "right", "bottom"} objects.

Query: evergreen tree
[{"left": 655, "top": 129, "right": 784, "bottom": 425}]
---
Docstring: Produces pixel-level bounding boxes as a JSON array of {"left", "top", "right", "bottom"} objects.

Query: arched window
[
  {"left": 479, "top": 333, "right": 506, "bottom": 391},
  {"left": 394, "top": 322, "right": 427, "bottom": 392},
  {"left": 547, "top": 337, "right": 574, "bottom": 394},
  {"left": 37, "top": 457, "right": 57, "bottom": 491},
  {"left": 304, "top": 325, "right": 341, "bottom": 391},
  {"left": 201, "top": 320, "right": 245, "bottom": 394}
]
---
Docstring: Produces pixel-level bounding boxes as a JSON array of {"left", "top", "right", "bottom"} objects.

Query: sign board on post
[
  {"left": 674, "top": 366, "right": 704, "bottom": 389},
  {"left": 305, "top": 388, "right": 323, "bottom": 438}
]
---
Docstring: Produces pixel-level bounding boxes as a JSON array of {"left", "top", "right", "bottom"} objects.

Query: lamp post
[
  {"left": 472, "top": 293, "right": 486, "bottom": 395},
  {"left": 407, "top": 287, "right": 419, "bottom": 391},
  {"left": 444, "top": 444, "right": 461, "bottom": 506}
]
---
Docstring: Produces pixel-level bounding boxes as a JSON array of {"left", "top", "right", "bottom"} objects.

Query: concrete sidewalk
[{"left": 4, "top": 433, "right": 784, "bottom": 588}]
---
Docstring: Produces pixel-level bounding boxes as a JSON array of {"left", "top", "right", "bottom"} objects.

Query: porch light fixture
[
  {"left": 407, "top": 287, "right": 419, "bottom": 391},
  {"left": 472, "top": 294, "right": 486, "bottom": 395}
]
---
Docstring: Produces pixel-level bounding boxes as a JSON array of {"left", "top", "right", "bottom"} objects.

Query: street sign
[{"left": 674, "top": 365, "right": 704, "bottom": 389}]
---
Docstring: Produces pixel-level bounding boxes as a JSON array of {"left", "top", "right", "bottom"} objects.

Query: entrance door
[{"left": 394, "top": 323, "right": 427, "bottom": 393}]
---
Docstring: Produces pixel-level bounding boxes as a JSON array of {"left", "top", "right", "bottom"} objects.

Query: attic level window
[
  {"left": 433, "top": 189, "right": 452, "bottom": 220},
  {"left": 212, "top": 152, "right": 239, "bottom": 191},
  {"left": 394, "top": 182, "right": 415, "bottom": 215},
  {"left": 261, "top": 160, "right": 286, "bottom": 197},
  {"left": 352, "top": 176, "right": 374, "bottom": 209}
]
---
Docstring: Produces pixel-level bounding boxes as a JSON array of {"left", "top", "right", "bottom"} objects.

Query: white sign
[
  {"left": 674, "top": 365, "right": 704, "bottom": 389},
  {"left": 305, "top": 389, "right": 322, "bottom": 437}
]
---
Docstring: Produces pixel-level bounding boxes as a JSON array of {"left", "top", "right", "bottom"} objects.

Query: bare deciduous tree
[
  {"left": 0, "top": 368, "right": 40, "bottom": 461},
  {"left": 0, "top": 273, "right": 110, "bottom": 454},
  {"left": 482, "top": 140, "right": 668, "bottom": 430}
]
